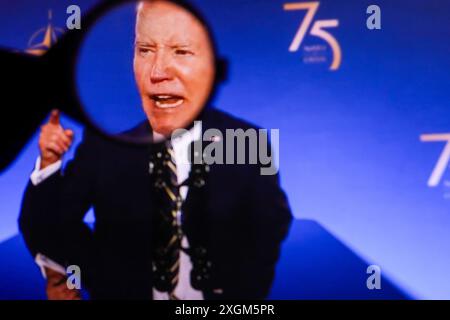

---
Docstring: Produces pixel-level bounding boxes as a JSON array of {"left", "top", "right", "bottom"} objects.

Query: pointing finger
[{"left": 49, "top": 109, "right": 60, "bottom": 125}]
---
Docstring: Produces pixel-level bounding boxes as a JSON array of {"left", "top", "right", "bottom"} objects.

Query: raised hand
[{"left": 38, "top": 110, "right": 74, "bottom": 169}]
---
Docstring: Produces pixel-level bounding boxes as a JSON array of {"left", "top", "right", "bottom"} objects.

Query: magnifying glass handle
[{"left": 0, "top": 50, "right": 50, "bottom": 172}]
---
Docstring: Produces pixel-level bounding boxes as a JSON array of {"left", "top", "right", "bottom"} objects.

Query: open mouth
[{"left": 150, "top": 94, "right": 185, "bottom": 109}]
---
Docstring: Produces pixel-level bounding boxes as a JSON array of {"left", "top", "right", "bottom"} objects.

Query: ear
[{"left": 215, "top": 57, "right": 228, "bottom": 83}]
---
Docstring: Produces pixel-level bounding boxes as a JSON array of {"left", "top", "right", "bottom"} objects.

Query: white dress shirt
[{"left": 31, "top": 122, "right": 204, "bottom": 300}]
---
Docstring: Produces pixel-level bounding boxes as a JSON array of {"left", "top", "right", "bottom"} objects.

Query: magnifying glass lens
[{"left": 76, "top": 0, "right": 216, "bottom": 144}]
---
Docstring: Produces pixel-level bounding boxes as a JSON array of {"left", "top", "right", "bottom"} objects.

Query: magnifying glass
[{"left": 0, "top": 0, "right": 227, "bottom": 172}]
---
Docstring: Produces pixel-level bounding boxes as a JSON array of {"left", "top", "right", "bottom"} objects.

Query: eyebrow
[
  {"left": 134, "top": 41, "right": 194, "bottom": 48},
  {"left": 134, "top": 41, "right": 156, "bottom": 47}
]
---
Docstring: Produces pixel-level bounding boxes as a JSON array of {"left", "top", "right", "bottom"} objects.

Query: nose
[{"left": 150, "top": 51, "right": 173, "bottom": 84}]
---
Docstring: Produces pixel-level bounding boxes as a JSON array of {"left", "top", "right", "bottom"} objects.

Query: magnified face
[{"left": 134, "top": 0, "right": 215, "bottom": 137}]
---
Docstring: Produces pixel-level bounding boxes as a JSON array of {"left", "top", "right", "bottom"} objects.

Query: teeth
[
  {"left": 155, "top": 98, "right": 184, "bottom": 109},
  {"left": 151, "top": 94, "right": 184, "bottom": 109}
]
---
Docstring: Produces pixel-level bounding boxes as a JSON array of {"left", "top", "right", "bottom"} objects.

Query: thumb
[
  {"left": 49, "top": 109, "right": 60, "bottom": 125},
  {"left": 64, "top": 129, "right": 74, "bottom": 139}
]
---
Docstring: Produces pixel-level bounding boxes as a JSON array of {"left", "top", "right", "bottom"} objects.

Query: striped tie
[{"left": 152, "top": 142, "right": 183, "bottom": 299}]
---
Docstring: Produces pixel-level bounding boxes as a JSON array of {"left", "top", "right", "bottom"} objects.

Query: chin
[
  {"left": 149, "top": 116, "right": 179, "bottom": 136},
  {"left": 144, "top": 104, "right": 198, "bottom": 136},
  {"left": 150, "top": 122, "right": 171, "bottom": 137}
]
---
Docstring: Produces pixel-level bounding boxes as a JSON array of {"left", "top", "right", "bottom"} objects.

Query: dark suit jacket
[{"left": 19, "top": 108, "right": 293, "bottom": 299}]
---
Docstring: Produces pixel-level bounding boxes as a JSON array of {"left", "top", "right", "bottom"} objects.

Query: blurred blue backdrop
[{"left": 0, "top": 0, "right": 449, "bottom": 299}]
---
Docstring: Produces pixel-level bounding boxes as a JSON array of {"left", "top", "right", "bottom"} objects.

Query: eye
[
  {"left": 175, "top": 49, "right": 193, "bottom": 56},
  {"left": 136, "top": 47, "right": 154, "bottom": 57}
]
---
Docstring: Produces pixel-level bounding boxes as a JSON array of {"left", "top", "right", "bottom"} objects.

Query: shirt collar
[{"left": 153, "top": 120, "right": 202, "bottom": 149}]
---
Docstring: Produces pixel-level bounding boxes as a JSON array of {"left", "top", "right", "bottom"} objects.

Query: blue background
[{"left": 0, "top": 0, "right": 449, "bottom": 299}]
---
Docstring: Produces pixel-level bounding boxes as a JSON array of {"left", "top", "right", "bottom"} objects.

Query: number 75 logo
[
  {"left": 420, "top": 133, "right": 450, "bottom": 187},
  {"left": 284, "top": 2, "right": 341, "bottom": 71}
]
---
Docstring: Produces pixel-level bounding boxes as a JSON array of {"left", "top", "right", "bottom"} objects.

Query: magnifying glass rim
[{"left": 69, "top": 0, "right": 224, "bottom": 146}]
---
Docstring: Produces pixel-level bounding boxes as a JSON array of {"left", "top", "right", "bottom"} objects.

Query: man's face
[{"left": 134, "top": 1, "right": 215, "bottom": 136}]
